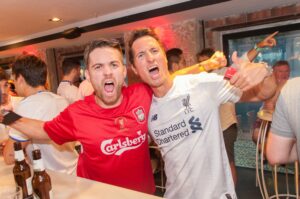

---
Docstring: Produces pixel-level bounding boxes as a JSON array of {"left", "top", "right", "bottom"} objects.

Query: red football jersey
[{"left": 44, "top": 83, "right": 155, "bottom": 193}]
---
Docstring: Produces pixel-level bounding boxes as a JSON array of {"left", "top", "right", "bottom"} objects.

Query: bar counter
[{"left": 0, "top": 156, "right": 163, "bottom": 199}]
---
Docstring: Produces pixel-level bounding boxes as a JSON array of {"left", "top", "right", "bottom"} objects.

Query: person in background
[
  {"left": 0, "top": 69, "right": 10, "bottom": 149},
  {"left": 57, "top": 58, "right": 81, "bottom": 104},
  {"left": 197, "top": 48, "right": 215, "bottom": 62},
  {"left": 166, "top": 48, "right": 186, "bottom": 73},
  {"left": 266, "top": 77, "right": 300, "bottom": 166},
  {"left": 0, "top": 38, "right": 228, "bottom": 193},
  {"left": 128, "top": 28, "right": 276, "bottom": 199},
  {"left": 252, "top": 60, "right": 290, "bottom": 144},
  {"left": 196, "top": 32, "right": 278, "bottom": 186},
  {"left": 3, "top": 55, "right": 78, "bottom": 175}
]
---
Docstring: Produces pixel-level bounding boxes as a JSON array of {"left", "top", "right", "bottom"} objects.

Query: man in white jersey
[
  {"left": 266, "top": 77, "right": 300, "bottom": 165},
  {"left": 3, "top": 55, "right": 78, "bottom": 175},
  {"left": 196, "top": 31, "right": 278, "bottom": 185},
  {"left": 128, "top": 28, "right": 277, "bottom": 199}
]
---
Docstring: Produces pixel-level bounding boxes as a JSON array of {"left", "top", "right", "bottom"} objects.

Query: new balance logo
[{"left": 151, "top": 114, "right": 158, "bottom": 122}]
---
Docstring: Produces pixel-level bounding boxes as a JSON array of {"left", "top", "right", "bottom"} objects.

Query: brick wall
[{"left": 204, "top": 3, "right": 300, "bottom": 49}]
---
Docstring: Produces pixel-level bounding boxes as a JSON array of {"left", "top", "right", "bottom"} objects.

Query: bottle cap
[
  {"left": 32, "top": 149, "right": 41, "bottom": 160},
  {"left": 13, "top": 142, "right": 22, "bottom": 151}
]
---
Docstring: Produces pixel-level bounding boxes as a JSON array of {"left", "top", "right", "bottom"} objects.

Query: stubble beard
[{"left": 95, "top": 84, "right": 123, "bottom": 108}]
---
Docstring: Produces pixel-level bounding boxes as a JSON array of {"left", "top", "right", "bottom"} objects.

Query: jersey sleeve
[
  {"left": 216, "top": 78, "right": 242, "bottom": 104},
  {"left": 193, "top": 72, "right": 242, "bottom": 105},
  {"left": 44, "top": 107, "right": 77, "bottom": 145},
  {"left": 271, "top": 92, "right": 294, "bottom": 138}
]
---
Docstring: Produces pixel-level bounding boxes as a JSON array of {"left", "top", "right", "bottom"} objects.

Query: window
[{"left": 222, "top": 21, "right": 300, "bottom": 133}]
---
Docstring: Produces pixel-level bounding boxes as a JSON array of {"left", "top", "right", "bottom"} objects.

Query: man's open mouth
[
  {"left": 104, "top": 81, "right": 114, "bottom": 93},
  {"left": 149, "top": 66, "right": 159, "bottom": 76}
]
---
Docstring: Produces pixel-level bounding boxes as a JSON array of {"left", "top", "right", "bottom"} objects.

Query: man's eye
[
  {"left": 151, "top": 48, "right": 159, "bottom": 53},
  {"left": 137, "top": 53, "right": 144, "bottom": 59},
  {"left": 95, "top": 65, "right": 102, "bottom": 69},
  {"left": 112, "top": 63, "right": 118, "bottom": 68}
]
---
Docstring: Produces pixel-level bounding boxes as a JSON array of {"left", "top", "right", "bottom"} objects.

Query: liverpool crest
[{"left": 133, "top": 106, "right": 146, "bottom": 123}]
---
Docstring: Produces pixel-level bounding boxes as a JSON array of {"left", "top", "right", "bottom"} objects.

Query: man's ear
[
  {"left": 123, "top": 64, "right": 127, "bottom": 79},
  {"left": 85, "top": 70, "right": 91, "bottom": 82},
  {"left": 130, "top": 64, "right": 138, "bottom": 76},
  {"left": 17, "top": 75, "right": 25, "bottom": 84}
]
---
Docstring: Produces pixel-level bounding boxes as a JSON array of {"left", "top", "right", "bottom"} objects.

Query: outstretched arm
[
  {"left": 0, "top": 113, "right": 50, "bottom": 140},
  {"left": 247, "top": 31, "right": 278, "bottom": 61},
  {"left": 171, "top": 51, "right": 226, "bottom": 77},
  {"left": 239, "top": 71, "right": 277, "bottom": 102}
]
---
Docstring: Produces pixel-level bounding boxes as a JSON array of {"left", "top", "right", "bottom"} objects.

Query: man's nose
[
  {"left": 145, "top": 51, "right": 154, "bottom": 62},
  {"left": 103, "top": 65, "right": 112, "bottom": 75}
]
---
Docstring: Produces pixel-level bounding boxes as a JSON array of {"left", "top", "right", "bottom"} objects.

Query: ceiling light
[{"left": 49, "top": 17, "right": 62, "bottom": 22}]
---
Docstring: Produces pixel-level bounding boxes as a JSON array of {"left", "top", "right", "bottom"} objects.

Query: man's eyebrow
[{"left": 90, "top": 63, "right": 103, "bottom": 68}]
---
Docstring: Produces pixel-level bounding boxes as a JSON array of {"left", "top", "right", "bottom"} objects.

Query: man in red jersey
[{"left": 0, "top": 38, "right": 226, "bottom": 193}]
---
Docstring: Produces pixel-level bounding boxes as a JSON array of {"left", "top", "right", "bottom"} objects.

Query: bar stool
[{"left": 256, "top": 109, "right": 299, "bottom": 198}]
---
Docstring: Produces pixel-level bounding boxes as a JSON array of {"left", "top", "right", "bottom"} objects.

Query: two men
[{"left": 1, "top": 29, "right": 275, "bottom": 197}]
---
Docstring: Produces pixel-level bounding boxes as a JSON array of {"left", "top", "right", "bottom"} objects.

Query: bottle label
[
  {"left": 26, "top": 177, "right": 33, "bottom": 195},
  {"left": 49, "top": 190, "right": 53, "bottom": 199},
  {"left": 14, "top": 150, "right": 25, "bottom": 161},
  {"left": 33, "top": 159, "right": 45, "bottom": 171},
  {"left": 14, "top": 174, "right": 33, "bottom": 197}
]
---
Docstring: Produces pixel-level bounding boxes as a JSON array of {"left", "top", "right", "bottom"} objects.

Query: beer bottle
[
  {"left": 13, "top": 141, "right": 33, "bottom": 199},
  {"left": 32, "top": 149, "right": 53, "bottom": 199}
]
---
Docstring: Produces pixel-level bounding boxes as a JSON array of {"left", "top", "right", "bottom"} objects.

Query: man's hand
[
  {"left": 230, "top": 62, "right": 269, "bottom": 91},
  {"left": 200, "top": 51, "right": 227, "bottom": 71},
  {"left": 231, "top": 51, "right": 250, "bottom": 66},
  {"left": 256, "top": 31, "right": 278, "bottom": 48},
  {"left": 247, "top": 31, "right": 278, "bottom": 62}
]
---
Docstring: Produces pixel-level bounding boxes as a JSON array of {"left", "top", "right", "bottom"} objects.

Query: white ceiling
[{"left": 0, "top": 0, "right": 298, "bottom": 58}]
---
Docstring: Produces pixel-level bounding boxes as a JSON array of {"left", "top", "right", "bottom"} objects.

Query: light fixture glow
[{"left": 49, "top": 17, "right": 62, "bottom": 22}]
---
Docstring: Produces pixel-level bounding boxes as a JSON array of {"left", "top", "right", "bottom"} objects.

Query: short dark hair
[
  {"left": 62, "top": 59, "right": 81, "bottom": 75},
  {"left": 166, "top": 48, "right": 183, "bottom": 71},
  {"left": 128, "top": 28, "right": 164, "bottom": 65},
  {"left": 196, "top": 48, "right": 215, "bottom": 61},
  {"left": 0, "top": 68, "right": 9, "bottom": 81},
  {"left": 272, "top": 60, "right": 290, "bottom": 69},
  {"left": 84, "top": 39, "right": 123, "bottom": 68},
  {"left": 12, "top": 55, "right": 47, "bottom": 87}
]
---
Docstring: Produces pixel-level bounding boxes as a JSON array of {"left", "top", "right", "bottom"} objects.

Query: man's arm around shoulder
[
  {"left": 10, "top": 117, "right": 50, "bottom": 140},
  {"left": 239, "top": 73, "right": 277, "bottom": 102}
]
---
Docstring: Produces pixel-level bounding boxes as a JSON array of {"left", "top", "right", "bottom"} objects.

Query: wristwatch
[{"left": 254, "top": 44, "right": 264, "bottom": 53}]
